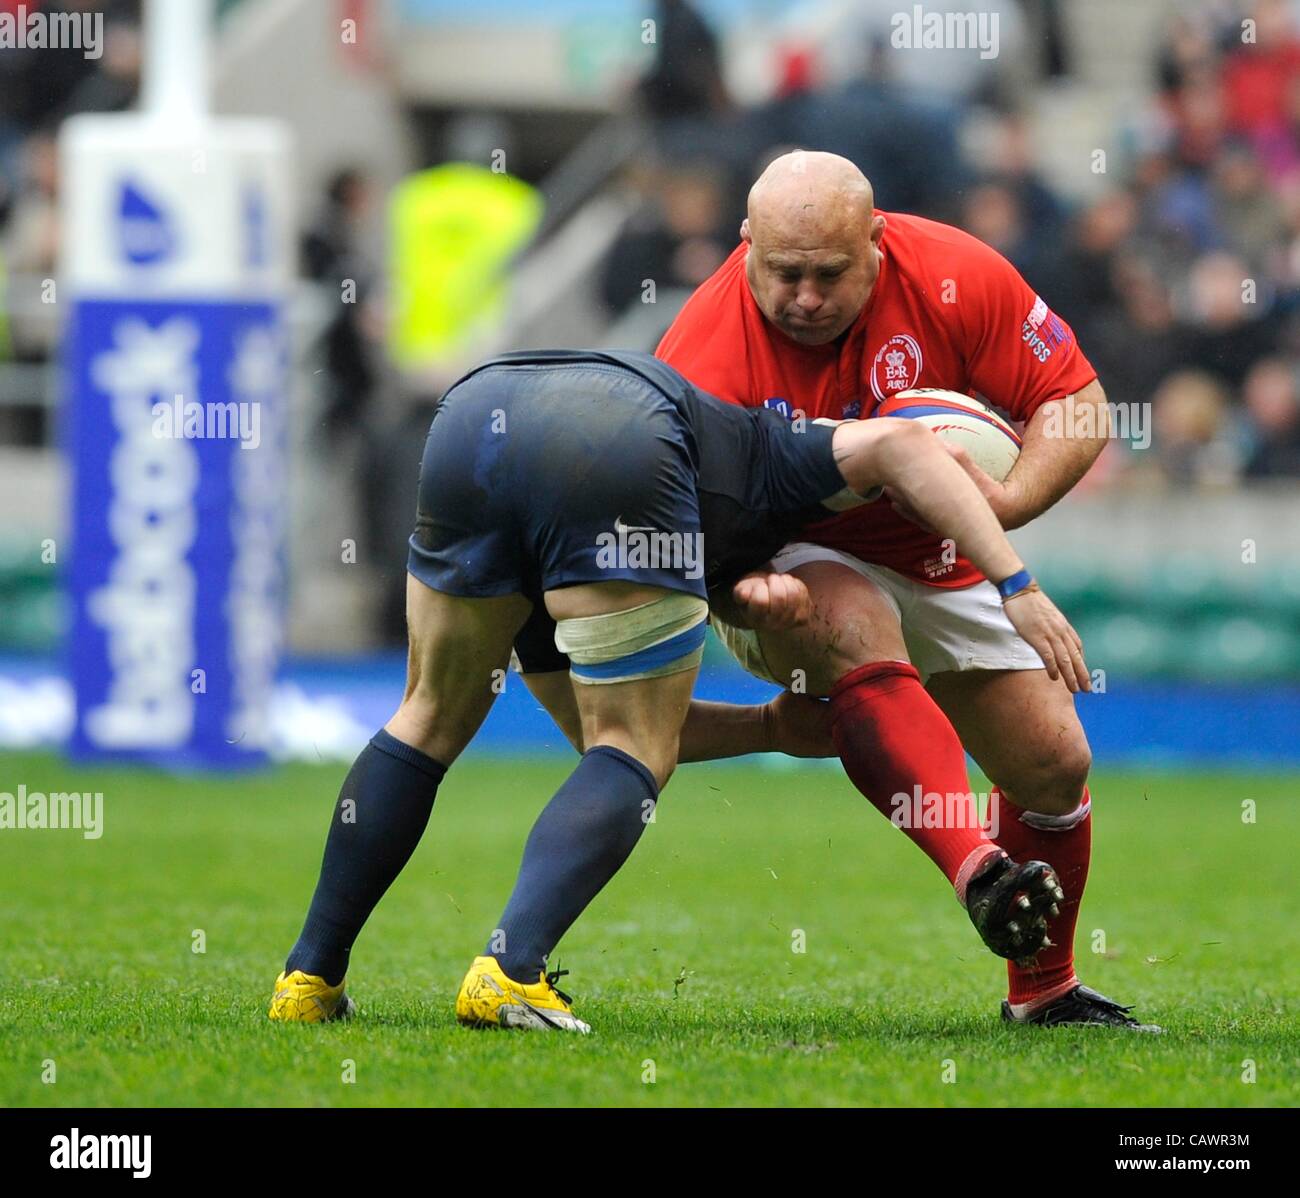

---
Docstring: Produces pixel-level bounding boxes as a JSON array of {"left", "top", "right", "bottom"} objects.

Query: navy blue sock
[
  {"left": 285, "top": 729, "right": 446, "bottom": 986},
  {"left": 491, "top": 744, "right": 659, "bottom": 983}
]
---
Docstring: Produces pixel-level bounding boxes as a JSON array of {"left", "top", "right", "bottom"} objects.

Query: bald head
[
  {"left": 742, "top": 150, "right": 886, "bottom": 345},
  {"left": 747, "top": 150, "right": 875, "bottom": 240}
]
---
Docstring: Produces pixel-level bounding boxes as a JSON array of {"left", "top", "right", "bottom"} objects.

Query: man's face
[{"left": 744, "top": 217, "right": 882, "bottom": 345}]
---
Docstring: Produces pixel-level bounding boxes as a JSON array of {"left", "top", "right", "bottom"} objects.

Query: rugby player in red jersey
[{"left": 657, "top": 150, "right": 1159, "bottom": 1031}]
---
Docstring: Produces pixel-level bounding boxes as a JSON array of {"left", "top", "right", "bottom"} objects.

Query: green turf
[{"left": 0, "top": 751, "right": 1296, "bottom": 1107}]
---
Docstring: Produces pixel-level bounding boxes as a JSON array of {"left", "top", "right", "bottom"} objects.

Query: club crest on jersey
[{"left": 870, "top": 333, "right": 923, "bottom": 400}]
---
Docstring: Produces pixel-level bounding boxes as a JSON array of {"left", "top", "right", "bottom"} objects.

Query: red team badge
[{"left": 870, "top": 333, "right": 924, "bottom": 401}]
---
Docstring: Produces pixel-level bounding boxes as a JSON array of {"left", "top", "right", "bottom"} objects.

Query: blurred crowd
[
  {"left": 2, "top": 0, "right": 1300, "bottom": 491},
  {"left": 0, "top": 0, "right": 140, "bottom": 442},
  {"left": 607, "top": 0, "right": 1300, "bottom": 487},
  {"left": 0, "top": 0, "right": 142, "bottom": 298}
]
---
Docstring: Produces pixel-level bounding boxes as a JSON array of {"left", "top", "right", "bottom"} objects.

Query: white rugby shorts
[{"left": 712, "top": 542, "right": 1044, "bottom": 685}]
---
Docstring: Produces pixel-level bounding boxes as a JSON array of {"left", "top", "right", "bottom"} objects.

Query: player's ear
[
  {"left": 869, "top": 213, "right": 886, "bottom": 245},
  {"left": 739, "top": 217, "right": 752, "bottom": 244}
]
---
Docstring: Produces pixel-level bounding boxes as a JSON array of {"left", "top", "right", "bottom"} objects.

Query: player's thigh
[
  {"left": 544, "top": 581, "right": 699, "bottom": 787},
  {"left": 756, "top": 559, "right": 909, "bottom": 695},
  {"left": 387, "top": 573, "right": 533, "bottom": 765},
  {"left": 520, "top": 669, "right": 584, "bottom": 753},
  {"left": 926, "top": 667, "right": 1092, "bottom": 814}
]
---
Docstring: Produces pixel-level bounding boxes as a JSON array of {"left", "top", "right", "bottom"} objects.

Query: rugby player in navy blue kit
[{"left": 269, "top": 350, "right": 1087, "bottom": 1031}]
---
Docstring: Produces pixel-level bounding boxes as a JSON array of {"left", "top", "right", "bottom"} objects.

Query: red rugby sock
[
  {"left": 828, "top": 661, "right": 1003, "bottom": 899},
  {"left": 989, "top": 786, "right": 1091, "bottom": 1010}
]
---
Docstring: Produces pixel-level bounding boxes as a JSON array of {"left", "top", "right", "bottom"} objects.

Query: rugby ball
[{"left": 871, "top": 389, "right": 1021, "bottom": 482}]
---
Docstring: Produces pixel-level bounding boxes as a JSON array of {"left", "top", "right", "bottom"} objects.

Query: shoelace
[
  {"left": 544, "top": 968, "right": 573, "bottom": 1005},
  {"left": 1076, "top": 986, "right": 1134, "bottom": 1015}
]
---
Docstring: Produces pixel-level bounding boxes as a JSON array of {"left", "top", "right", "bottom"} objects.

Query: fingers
[
  {"left": 1065, "top": 625, "right": 1091, "bottom": 692},
  {"left": 1048, "top": 605, "right": 1089, "bottom": 693},
  {"left": 1006, "top": 592, "right": 1090, "bottom": 692},
  {"left": 942, "top": 442, "right": 989, "bottom": 487},
  {"left": 775, "top": 573, "right": 812, "bottom": 626},
  {"left": 762, "top": 573, "right": 810, "bottom": 629},
  {"left": 1036, "top": 633, "right": 1061, "bottom": 683},
  {"left": 1049, "top": 625, "right": 1089, "bottom": 694},
  {"left": 732, "top": 573, "right": 765, "bottom": 612},
  {"left": 732, "top": 573, "right": 810, "bottom": 630}
]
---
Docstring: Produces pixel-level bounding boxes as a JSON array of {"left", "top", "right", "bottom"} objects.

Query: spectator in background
[
  {"left": 1213, "top": 138, "right": 1285, "bottom": 272},
  {"left": 1048, "top": 189, "right": 1139, "bottom": 346},
  {"left": 1141, "top": 369, "right": 1243, "bottom": 488},
  {"left": 1242, "top": 355, "right": 1300, "bottom": 476},
  {"left": 1087, "top": 253, "right": 1187, "bottom": 414},
  {"left": 983, "top": 113, "right": 1067, "bottom": 238},
  {"left": 636, "top": 0, "right": 730, "bottom": 120},
  {"left": 959, "top": 177, "right": 1058, "bottom": 288},
  {"left": 600, "top": 160, "right": 731, "bottom": 316},
  {"left": 55, "top": 11, "right": 142, "bottom": 117},
  {"left": 2, "top": 130, "right": 60, "bottom": 360},
  {"left": 1221, "top": 0, "right": 1300, "bottom": 139},
  {"left": 1180, "top": 249, "right": 1280, "bottom": 387},
  {"left": 1251, "top": 68, "right": 1300, "bottom": 182},
  {"left": 1155, "top": 7, "right": 1222, "bottom": 95},
  {"left": 301, "top": 168, "right": 383, "bottom": 441},
  {"left": 1132, "top": 142, "right": 1221, "bottom": 264},
  {"left": 1272, "top": 170, "right": 1300, "bottom": 286}
]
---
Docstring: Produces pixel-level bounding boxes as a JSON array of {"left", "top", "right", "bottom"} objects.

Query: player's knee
[
  {"left": 586, "top": 732, "right": 677, "bottom": 790},
  {"left": 1011, "top": 740, "right": 1091, "bottom": 816},
  {"left": 387, "top": 690, "right": 483, "bottom": 765}
]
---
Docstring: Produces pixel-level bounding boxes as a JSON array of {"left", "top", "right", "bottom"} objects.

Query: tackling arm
[{"left": 520, "top": 668, "right": 835, "bottom": 762}]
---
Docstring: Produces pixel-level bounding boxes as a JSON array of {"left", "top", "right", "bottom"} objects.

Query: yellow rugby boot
[
  {"left": 268, "top": 969, "right": 356, "bottom": 1023},
  {"left": 455, "top": 956, "right": 590, "bottom": 1033}
]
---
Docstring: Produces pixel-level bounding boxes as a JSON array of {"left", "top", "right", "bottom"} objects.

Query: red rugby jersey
[{"left": 656, "top": 212, "right": 1098, "bottom": 587}]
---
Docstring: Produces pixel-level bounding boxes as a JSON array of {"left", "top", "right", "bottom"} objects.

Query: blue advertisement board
[{"left": 64, "top": 298, "right": 287, "bottom": 768}]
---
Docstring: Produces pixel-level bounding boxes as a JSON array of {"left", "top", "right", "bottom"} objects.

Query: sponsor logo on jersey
[
  {"left": 870, "top": 333, "right": 923, "bottom": 400},
  {"left": 1022, "top": 295, "right": 1072, "bottom": 363},
  {"left": 922, "top": 552, "right": 957, "bottom": 579}
]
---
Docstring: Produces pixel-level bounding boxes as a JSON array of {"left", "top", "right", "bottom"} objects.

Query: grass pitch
[{"left": 0, "top": 751, "right": 1296, "bottom": 1107}]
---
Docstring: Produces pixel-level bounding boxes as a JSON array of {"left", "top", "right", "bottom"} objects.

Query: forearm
[
  {"left": 676, "top": 699, "right": 772, "bottom": 762},
  {"left": 864, "top": 423, "right": 1025, "bottom": 584},
  {"left": 1000, "top": 379, "right": 1110, "bottom": 529}
]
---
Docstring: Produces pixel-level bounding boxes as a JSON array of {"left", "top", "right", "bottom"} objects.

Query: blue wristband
[{"left": 995, "top": 568, "right": 1034, "bottom": 601}]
